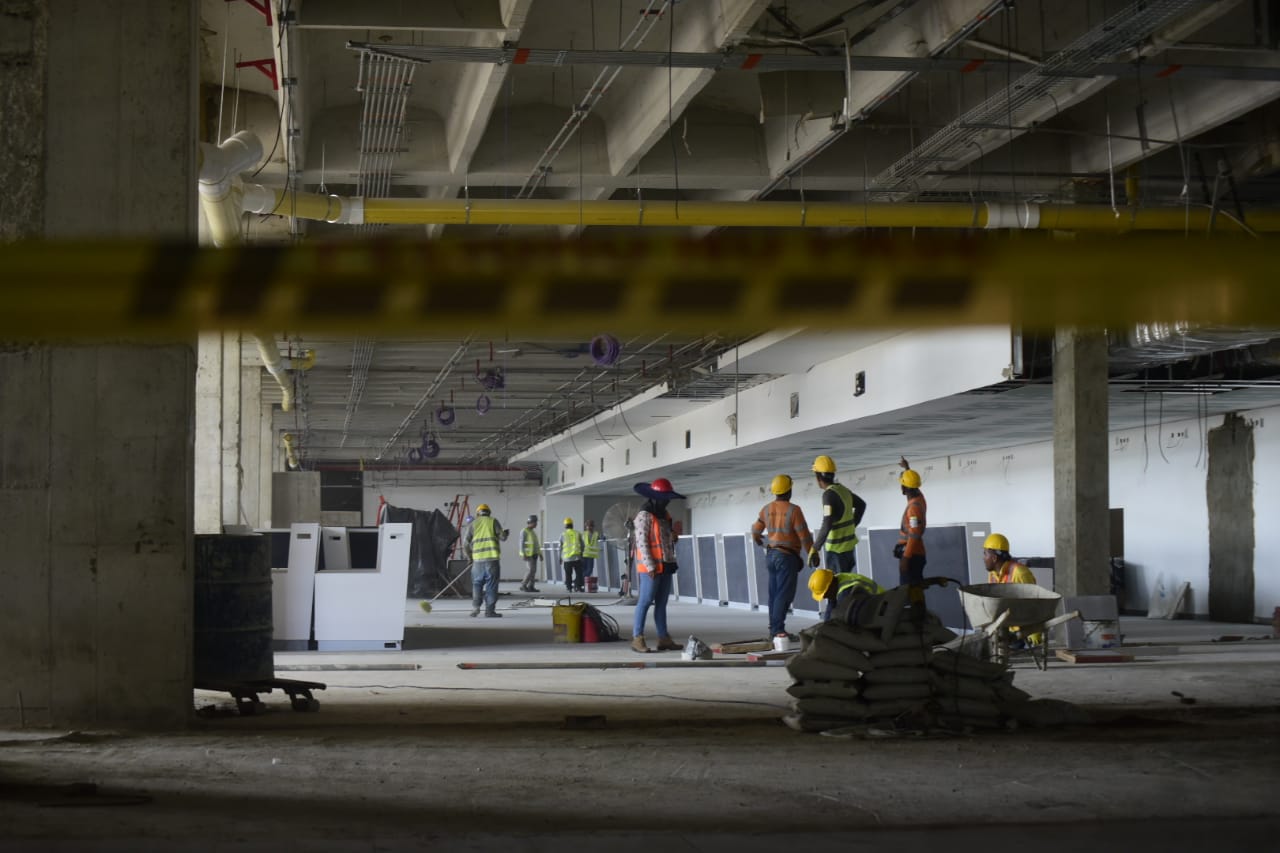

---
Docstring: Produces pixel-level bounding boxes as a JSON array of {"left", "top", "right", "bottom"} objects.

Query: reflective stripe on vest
[
  {"left": 521, "top": 527, "right": 539, "bottom": 557},
  {"left": 633, "top": 512, "right": 671, "bottom": 572},
  {"left": 471, "top": 516, "right": 501, "bottom": 561},
  {"left": 562, "top": 529, "right": 583, "bottom": 560},
  {"left": 582, "top": 530, "right": 601, "bottom": 558},
  {"left": 825, "top": 483, "right": 858, "bottom": 553},
  {"left": 764, "top": 502, "right": 802, "bottom": 554}
]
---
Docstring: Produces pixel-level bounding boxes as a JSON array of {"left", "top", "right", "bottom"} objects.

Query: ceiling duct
[{"left": 1107, "top": 324, "right": 1280, "bottom": 369}]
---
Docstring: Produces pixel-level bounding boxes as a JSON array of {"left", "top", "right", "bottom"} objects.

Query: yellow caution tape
[{"left": 0, "top": 235, "right": 1276, "bottom": 338}]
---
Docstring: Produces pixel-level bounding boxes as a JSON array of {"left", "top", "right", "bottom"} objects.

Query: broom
[{"left": 419, "top": 560, "right": 473, "bottom": 613}]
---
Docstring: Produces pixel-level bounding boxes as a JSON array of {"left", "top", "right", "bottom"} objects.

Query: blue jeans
[
  {"left": 581, "top": 556, "right": 596, "bottom": 577},
  {"left": 471, "top": 559, "right": 500, "bottom": 613},
  {"left": 766, "top": 548, "right": 802, "bottom": 636},
  {"left": 632, "top": 570, "right": 674, "bottom": 638},
  {"left": 822, "top": 549, "right": 856, "bottom": 621}
]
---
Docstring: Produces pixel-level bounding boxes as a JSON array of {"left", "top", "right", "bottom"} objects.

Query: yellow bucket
[{"left": 552, "top": 602, "right": 586, "bottom": 643}]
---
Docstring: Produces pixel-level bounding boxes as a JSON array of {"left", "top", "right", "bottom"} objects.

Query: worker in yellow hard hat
[
  {"left": 751, "top": 474, "right": 814, "bottom": 642},
  {"left": 983, "top": 533, "right": 1042, "bottom": 646},
  {"left": 809, "top": 455, "right": 868, "bottom": 619},
  {"left": 560, "top": 517, "right": 585, "bottom": 593},
  {"left": 894, "top": 456, "right": 927, "bottom": 584},
  {"left": 465, "top": 503, "right": 508, "bottom": 618},
  {"left": 809, "top": 566, "right": 883, "bottom": 621}
]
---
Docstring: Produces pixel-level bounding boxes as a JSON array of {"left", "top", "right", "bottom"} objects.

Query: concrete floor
[{"left": 2, "top": 582, "right": 1278, "bottom": 850}]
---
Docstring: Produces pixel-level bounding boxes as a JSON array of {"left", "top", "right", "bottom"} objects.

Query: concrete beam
[
  {"left": 298, "top": 0, "right": 507, "bottom": 31},
  {"left": 424, "top": 0, "right": 533, "bottom": 237}
]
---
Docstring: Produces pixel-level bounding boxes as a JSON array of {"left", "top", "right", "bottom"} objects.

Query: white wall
[
  {"left": 690, "top": 403, "right": 1280, "bottom": 621},
  {"left": 362, "top": 470, "right": 544, "bottom": 567}
]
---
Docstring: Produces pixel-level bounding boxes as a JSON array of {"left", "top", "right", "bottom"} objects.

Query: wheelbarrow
[{"left": 958, "top": 583, "right": 1081, "bottom": 670}]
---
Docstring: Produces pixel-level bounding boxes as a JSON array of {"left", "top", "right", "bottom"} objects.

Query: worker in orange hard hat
[
  {"left": 630, "top": 477, "right": 685, "bottom": 653},
  {"left": 751, "top": 474, "right": 814, "bottom": 642},
  {"left": 809, "top": 455, "right": 867, "bottom": 619},
  {"left": 894, "top": 456, "right": 927, "bottom": 584}
]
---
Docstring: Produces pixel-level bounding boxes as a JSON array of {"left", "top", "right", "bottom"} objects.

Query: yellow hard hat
[
  {"left": 476, "top": 503, "right": 491, "bottom": 513},
  {"left": 900, "top": 469, "right": 921, "bottom": 488},
  {"left": 563, "top": 517, "right": 574, "bottom": 526},
  {"left": 984, "top": 533, "right": 1010, "bottom": 552},
  {"left": 809, "top": 569, "right": 834, "bottom": 602},
  {"left": 770, "top": 474, "right": 793, "bottom": 495},
  {"left": 811, "top": 455, "right": 836, "bottom": 474}
]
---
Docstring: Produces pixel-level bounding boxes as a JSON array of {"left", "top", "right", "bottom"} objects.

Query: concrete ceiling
[{"left": 203, "top": 0, "right": 1280, "bottom": 479}]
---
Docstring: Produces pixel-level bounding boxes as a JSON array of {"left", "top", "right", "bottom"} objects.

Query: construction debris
[
  {"left": 782, "top": 589, "right": 1078, "bottom": 735},
  {"left": 1055, "top": 649, "right": 1135, "bottom": 664}
]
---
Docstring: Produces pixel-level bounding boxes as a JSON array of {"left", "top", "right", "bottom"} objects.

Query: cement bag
[
  {"left": 931, "top": 696, "right": 1002, "bottom": 718},
  {"left": 810, "top": 622, "right": 889, "bottom": 654},
  {"left": 862, "top": 698, "right": 925, "bottom": 719},
  {"left": 782, "top": 713, "right": 851, "bottom": 733},
  {"left": 800, "top": 635, "right": 875, "bottom": 671},
  {"left": 861, "top": 682, "right": 933, "bottom": 702},
  {"left": 931, "top": 649, "right": 1009, "bottom": 681},
  {"left": 792, "top": 696, "right": 870, "bottom": 719},
  {"left": 786, "top": 680, "right": 862, "bottom": 701},
  {"left": 1003, "top": 698, "right": 1091, "bottom": 727},
  {"left": 866, "top": 647, "right": 931, "bottom": 670},
  {"left": 786, "top": 655, "right": 867, "bottom": 683},
  {"left": 862, "top": 666, "right": 930, "bottom": 685},
  {"left": 930, "top": 672, "right": 998, "bottom": 702}
]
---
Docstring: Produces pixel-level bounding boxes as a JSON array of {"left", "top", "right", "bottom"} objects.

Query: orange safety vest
[
  {"left": 753, "top": 500, "right": 811, "bottom": 556},
  {"left": 633, "top": 510, "right": 673, "bottom": 574},
  {"left": 898, "top": 493, "right": 927, "bottom": 557}
]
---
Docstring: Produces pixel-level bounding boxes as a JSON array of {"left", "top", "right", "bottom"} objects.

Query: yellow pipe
[
  {"left": 281, "top": 433, "right": 300, "bottom": 470},
  {"left": 242, "top": 189, "right": 1280, "bottom": 233}
]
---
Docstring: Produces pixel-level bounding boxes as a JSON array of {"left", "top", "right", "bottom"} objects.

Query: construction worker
[
  {"left": 808, "top": 567, "right": 883, "bottom": 621},
  {"left": 519, "top": 514, "right": 541, "bottom": 593},
  {"left": 751, "top": 474, "right": 814, "bottom": 642},
  {"left": 581, "top": 519, "right": 601, "bottom": 584},
  {"left": 983, "top": 533, "right": 1042, "bottom": 646},
  {"left": 560, "top": 518, "right": 585, "bottom": 592},
  {"left": 465, "top": 504, "right": 508, "bottom": 618},
  {"left": 894, "top": 456, "right": 927, "bottom": 584},
  {"left": 631, "top": 477, "right": 685, "bottom": 653},
  {"left": 808, "top": 455, "right": 868, "bottom": 618},
  {"left": 984, "top": 533, "right": 1036, "bottom": 584}
]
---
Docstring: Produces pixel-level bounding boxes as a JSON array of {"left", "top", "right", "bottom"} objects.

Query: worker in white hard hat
[
  {"left": 465, "top": 503, "right": 508, "bottom": 618},
  {"left": 751, "top": 474, "right": 814, "bottom": 642},
  {"left": 560, "top": 517, "right": 585, "bottom": 593},
  {"left": 809, "top": 455, "right": 868, "bottom": 619},
  {"left": 519, "top": 514, "right": 541, "bottom": 593},
  {"left": 894, "top": 457, "right": 927, "bottom": 585}
]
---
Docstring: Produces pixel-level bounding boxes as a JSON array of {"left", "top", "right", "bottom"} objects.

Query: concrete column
[
  {"left": 220, "top": 333, "right": 242, "bottom": 528},
  {"left": 258, "top": 402, "right": 274, "bottom": 528},
  {"left": 1053, "top": 328, "right": 1111, "bottom": 597},
  {"left": 194, "top": 333, "right": 223, "bottom": 534},
  {"left": 239, "top": 365, "right": 262, "bottom": 526},
  {"left": 0, "top": 0, "right": 197, "bottom": 727}
]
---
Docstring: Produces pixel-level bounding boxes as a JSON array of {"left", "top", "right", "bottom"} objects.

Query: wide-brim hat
[{"left": 634, "top": 477, "right": 685, "bottom": 500}]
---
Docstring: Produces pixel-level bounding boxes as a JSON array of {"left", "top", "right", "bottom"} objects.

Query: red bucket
[
  {"left": 585, "top": 576, "right": 598, "bottom": 593},
  {"left": 581, "top": 611, "right": 600, "bottom": 643}
]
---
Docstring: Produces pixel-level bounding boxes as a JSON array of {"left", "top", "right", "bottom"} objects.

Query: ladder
[{"left": 446, "top": 494, "right": 471, "bottom": 558}]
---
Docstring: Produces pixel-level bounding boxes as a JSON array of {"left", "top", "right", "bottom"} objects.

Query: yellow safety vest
[
  {"left": 561, "top": 529, "right": 583, "bottom": 560},
  {"left": 521, "top": 527, "right": 540, "bottom": 557},
  {"left": 825, "top": 483, "right": 858, "bottom": 553},
  {"left": 470, "top": 516, "right": 501, "bottom": 561},
  {"left": 582, "top": 530, "right": 601, "bottom": 558}
]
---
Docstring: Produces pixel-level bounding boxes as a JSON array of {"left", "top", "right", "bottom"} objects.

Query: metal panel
[
  {"left": 750, "top": 540, "right": 768, "bottom": 611},
  {"left": 697, "top": 535, "right": 719, "bottom": 604},
  {"left": 272, "top": 523, "right": 319, "bottom": 646},
  {"left": 675, "top": 536, "right": 697, "bottom": 600},
  {"left": 723, "top": 535, "right": 750, "bottom": 607},
  {"left": 867, "top": 523, "right": 990, "bottom": 629}
]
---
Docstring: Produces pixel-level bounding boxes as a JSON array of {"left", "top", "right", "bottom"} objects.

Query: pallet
[
  {"left": 711, "top": 638, "right": 773, "bottom": 654},
  {"left": 1055, "top": 649, "right": 1134, "bottom": 664},
  {"left": 195, "top": 676, "right": 327, "bottom": 714},
  {"left": 745, "top": 650, "right": 798, "bottom": 662}
]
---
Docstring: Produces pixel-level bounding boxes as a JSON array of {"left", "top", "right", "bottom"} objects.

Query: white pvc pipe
[{"left": 254, "top": 334, "right": 293, "bottom": 413}]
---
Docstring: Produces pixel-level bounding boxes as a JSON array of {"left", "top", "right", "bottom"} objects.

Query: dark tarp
[{"left": 383, "top": 504, "right": 461, "bottom": 598}]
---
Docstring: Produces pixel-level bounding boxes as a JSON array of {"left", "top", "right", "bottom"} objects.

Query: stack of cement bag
[{"left": 783, "top": 586, "right": 1035, "bottom": 734}]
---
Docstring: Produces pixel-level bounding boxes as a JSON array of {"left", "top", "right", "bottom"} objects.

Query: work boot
[
  {"left": 655, "top": 636, "right": 681, "bottom": 651},
  {"left": 631, "top": 635, "right": 650, "bottom": 653},
  {"left": 470, "top": 608, "right": 480, "bottom": 617},
  {"left": 527, "top": 586, "right": 540, "bottom": 593},
  {"left": 484, "top": 611, "right": 503, "bottom": 618}
]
